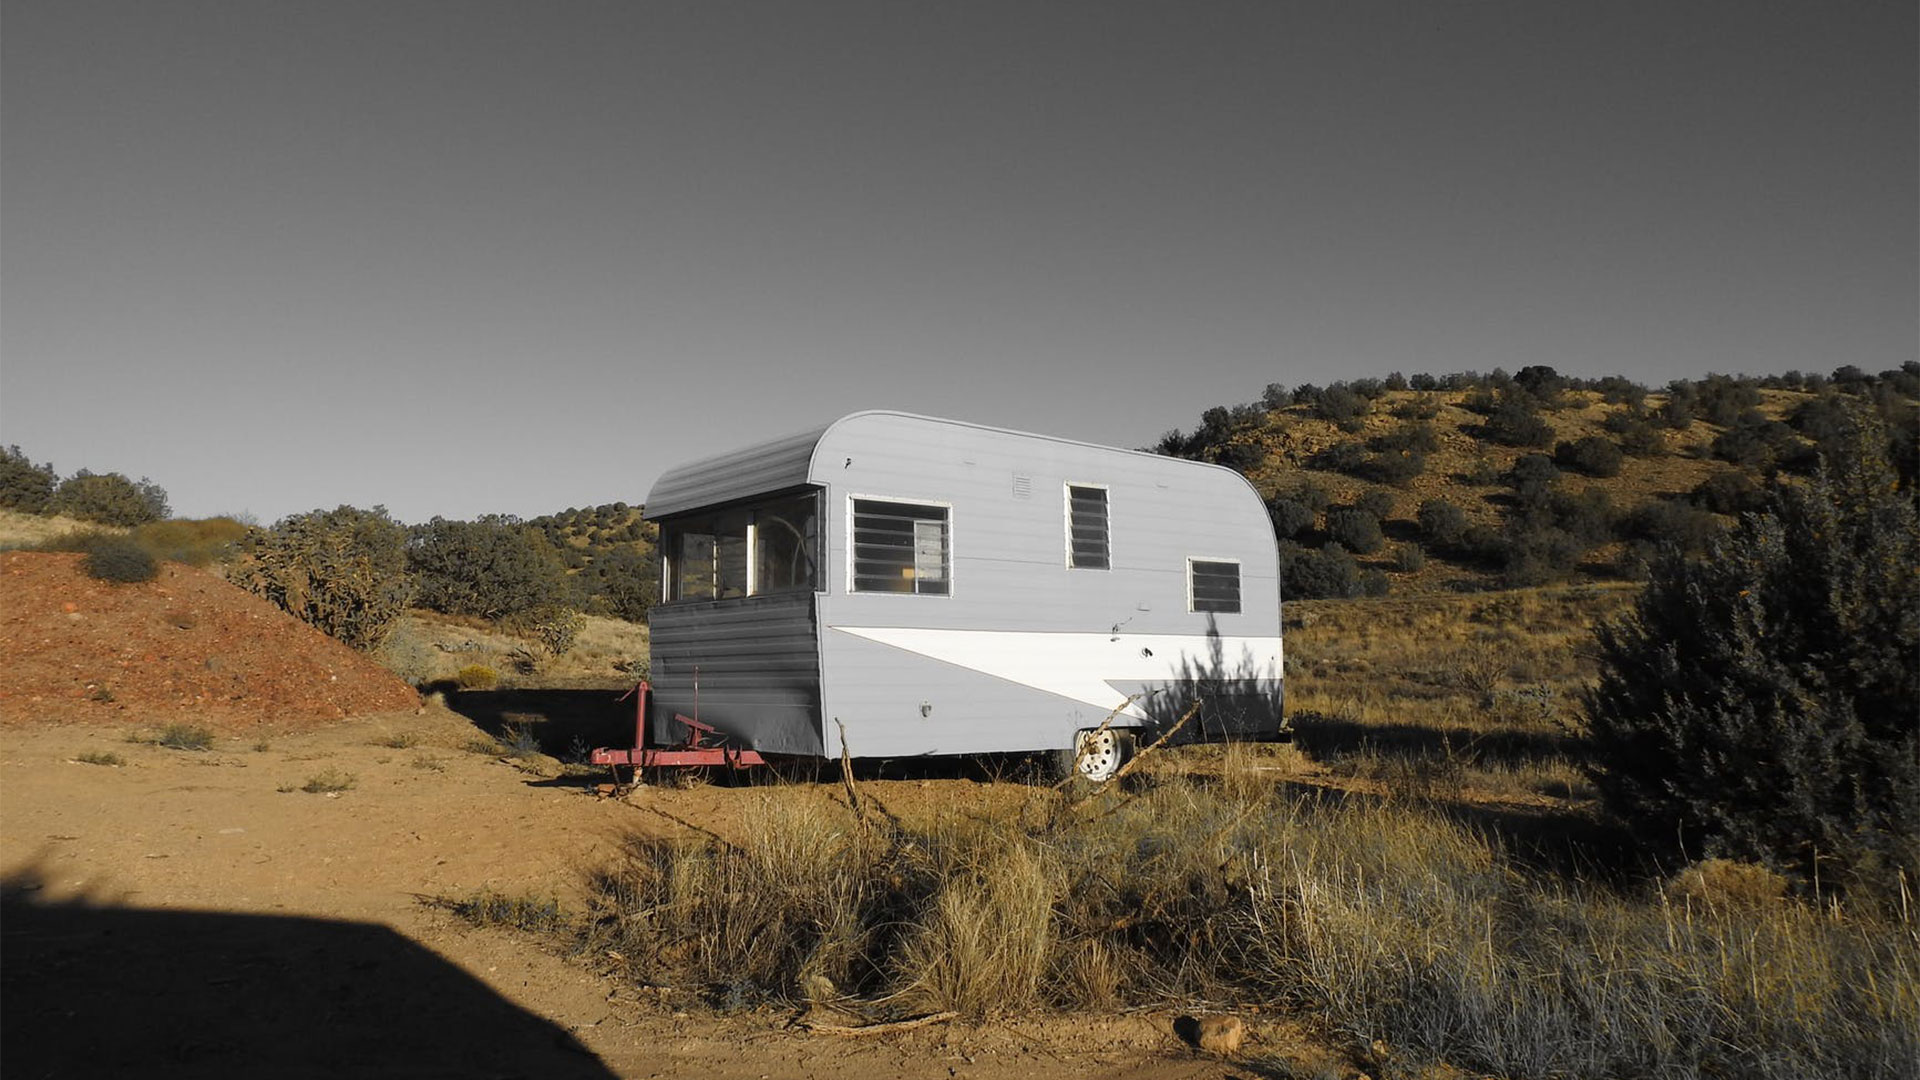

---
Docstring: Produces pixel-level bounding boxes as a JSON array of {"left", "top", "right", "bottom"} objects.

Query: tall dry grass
[{"left": 575, "top": 762, "right": 1918, "bottom": 1078}]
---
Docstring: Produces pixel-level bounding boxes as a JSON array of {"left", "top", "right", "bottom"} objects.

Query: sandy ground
[{"left": 1, "top": 708, "right": 1341, "bottom": 1080}]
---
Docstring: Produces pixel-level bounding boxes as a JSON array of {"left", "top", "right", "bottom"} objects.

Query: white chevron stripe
[{"left": 830, "top": 626, "right": 1282, "bottom": 718}]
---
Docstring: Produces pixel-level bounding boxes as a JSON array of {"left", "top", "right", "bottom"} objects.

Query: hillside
[{"left": 1156, "top": 366, "right": 1919, "bottom": 596}]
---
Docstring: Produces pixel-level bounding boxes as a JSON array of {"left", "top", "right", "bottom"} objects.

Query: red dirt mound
[{"left": 0, "top": 552, "right": 418, "bottom": 730}]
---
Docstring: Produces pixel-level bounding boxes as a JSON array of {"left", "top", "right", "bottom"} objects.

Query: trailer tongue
[{"left": 590, "top": 681, "right": 766, "bottom": 771}]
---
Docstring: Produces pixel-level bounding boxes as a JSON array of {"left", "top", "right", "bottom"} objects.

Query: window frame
[
  {"left": 1186, "top": 556, "right": 1243, "bottom": 614},
  {"left": 1063, "top": 482, "right": 1111, "bottom": 571},
  {"left": 657, "top": 489, "right": 822, "bottom": 604},
  {"left": 846, "top": 493, "right": 955, "bottom": 597}
]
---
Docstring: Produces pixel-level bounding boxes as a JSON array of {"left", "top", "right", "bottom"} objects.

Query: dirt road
[{"left": 1, "top": 707, "right": 1311, "bottom": 1079}]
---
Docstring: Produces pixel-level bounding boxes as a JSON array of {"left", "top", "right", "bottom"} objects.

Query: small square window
[
  {"left": 1067, "top": 485, "right": 1109, "bottom": 570},
  {"left": 1189, "top": 559, "right": 1241, "bottom": 613}
]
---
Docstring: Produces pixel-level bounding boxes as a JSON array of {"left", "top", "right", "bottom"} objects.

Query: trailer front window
[
  {"left": 851, "top": 499, "right": 950, "bottom": 595},
  {"left": 663, "top": 494, "right": 819, "bottom": 602}
]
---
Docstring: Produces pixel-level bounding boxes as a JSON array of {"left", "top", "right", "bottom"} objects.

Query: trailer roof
[{"left": 644, "top": 410, "right": 1241, "bottom": 519}]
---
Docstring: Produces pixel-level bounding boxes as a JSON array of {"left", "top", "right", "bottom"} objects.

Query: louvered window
[
  {"left": 851, "top": 499, "right": 950, "bottom": 595},
  {"left": 1189, "top": 559, "right": 1241, "bottom": 613},
  {"left": 1066, "top": 485, "right": 1109, "bottom": 569}
]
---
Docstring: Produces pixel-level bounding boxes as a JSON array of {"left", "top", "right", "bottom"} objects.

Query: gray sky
[{"left": 3, "top": 1, "right": 1913, "bottom": 524}]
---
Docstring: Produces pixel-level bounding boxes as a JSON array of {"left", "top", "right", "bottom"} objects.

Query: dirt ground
[
  {"left": 0, "top": 551, "right": 1360, "bottom": 1078},
  {"left": 0, "top": 709, "right": 1347, "bottom": 1079}
]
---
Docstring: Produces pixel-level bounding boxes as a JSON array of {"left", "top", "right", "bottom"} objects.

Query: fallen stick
[{"left": 802, "top": 1010, "right": 959, "bottom": 1037}]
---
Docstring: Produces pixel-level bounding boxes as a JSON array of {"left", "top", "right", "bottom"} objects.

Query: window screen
[
  {"left": 852, "top": 499, "right": 950, "bottom": 595},
  {"left": 1190, "top": 559, "right": 1241, "bottom": 613},
  {"left": 1067, "top": 485, "right": 1109, "bottom": 569}
]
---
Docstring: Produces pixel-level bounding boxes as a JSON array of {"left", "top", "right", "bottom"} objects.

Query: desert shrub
[
  {"left": 1595, "top": 376, "right": 1647, "bottom": 407},
  {"left": 1281, "top": 541, "right": 1360, "bottom": 599},
  {"left": 128, "top": 517, "right": 251, "bottom": 566},
  {"left": 1416, "top": 499, "right": 1469, "bottom": 549},
  {"left": 1362, "top": 449, "right": 1425, "bottom": 486},
  {"left": 511, "top": 603, "right": 585, "bottom": 657},
  {"left": 1661, "top": 382, "right": 1698, "bottom": 429},
  {"left": 1505, "top": 454, "right": 1561, "bottom": 505},
  {"left": 157, "top": 724, "right": 213, "bottom": 751},
  {"left": 1695, "top": 374, "right": 1762, "bottom": 427},
  {"left": 1483, "top": 396, "right": 1555, "bottom": 448},
  {"left": 1712, "top": 413, "right": 1810, "bottom": 471},
  {"left": 1691, "top": 471, "right": 1763, "bottom": 516},
  {"left": 375, "top": 623, "right": 439, "bottom": 687},
  {"left": 1325, "top": 508, "right": 1383, "bottom": 555},
  {"left": 0, "top": 446, "right": 57, "bottom": 513},
  {"left": 1626, "top": 499, "right": 1723, "bottom": 555},
  {"left": 231, "top": 505, "right": 412, "bottom": 650},
  {"left": 408, "top": 516, "right": 572, "bottom": 620},
  {"left": 1351, "top": 489, "right": 1394, "bottom": 520},
  {"left": 1260, "top": 382, "right": 1293, "bottom": 409},
  {"left": 1585, "top": 410, "right": 1920, "bottom": 894},
  {"left": 454, "top": 664, "right": 499, "bottom": 690},
  {"left": 1389, "top": 396, "right": 1440, "bottom": 420},
  {"left": 300, "top": 769, "right": 356, "bottom": 794},
  {"left": 1211, "top": 441, "right": 1266, "bottom": 472},
  {"left": 1265, "top": 496, "right": 1315, "bottom": 541},
  {"left": 1605, "top": 413, "right": 1668, "bottom": 457},
  {"left": 579, "top": 543, "right": 659, "bottom": 622},
  {"left": 1491, "top": 521, "right": 1586, "bottom": 587},
  {"left": 1313, "top": 385, "right": 1370, "bottom": 431},
  {"left": 1390, "top": 543, "right": 1425, "bottom": 572},
  {"left": 1357, "top": 569, "right": 1390, "bottom": 596},
  {"left": 81, "top": 536, "right": 158, "bottom": 583},
  {"left": 1310, "top": 440, "right": 1369, "bottom": 475},
  {"left": 49, "top": 470, "right": 169, "bottom": 527},
  {"left": 1372, "top": 421, "right": 1439, "bottom": 455},
  {"left": 1553, "top": 436, "right": 1623, "bottom": 477}
]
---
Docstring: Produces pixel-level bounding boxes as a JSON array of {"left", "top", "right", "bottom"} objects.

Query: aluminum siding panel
[
  {"left": 647, "top": 593, "right": 823, "bottom": 755},
  {"left": 808, "top": 413, "right": 1281, "bottom": 757}
]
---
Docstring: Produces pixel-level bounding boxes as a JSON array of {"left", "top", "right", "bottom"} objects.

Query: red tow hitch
[{"left": 591, "top": 681, "right": 766, "bottom": 770}]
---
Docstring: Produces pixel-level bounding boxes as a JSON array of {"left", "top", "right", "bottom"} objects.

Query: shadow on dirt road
[{"left": 2, "top": 869, "right": 617, "bottom": 1080}]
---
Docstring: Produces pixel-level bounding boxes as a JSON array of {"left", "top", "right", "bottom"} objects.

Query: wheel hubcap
[{"left": 1075, "top": 728, "right": 1122, "bottom": 781}]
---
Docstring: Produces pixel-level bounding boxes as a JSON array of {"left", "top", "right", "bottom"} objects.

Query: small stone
[{"left": 1196, "top": 1015, "right": 1244, "bottom": 1055}]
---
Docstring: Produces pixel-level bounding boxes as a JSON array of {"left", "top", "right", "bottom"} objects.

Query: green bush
[
  {"left": 1353, "top": 489, "right": 1396, "bottom": 521},
  {"left": 1391, "top": 543, "right": 1425, "bottom": 572},
  {"left": 1325, "top": 508, "right": 1383, "bottom": 555},
  {"left": 1584, "top": 409, "right": 1920, "bottom": 894},
  {"left": 129, "top": 518, "right": 251, "bottom": 566},
  {"left": 1265, "top": 496, "right": 1315, "bottom": 541},
  {"left": 1281, "top": 542, "right": 1360, "bottom": 599},
  {"left": 1505, "top": 454, "right": 1561, "bottom": 505},
  {"left": 578, "top": 543, "right": 659, "bottom": 622},
  {"left": 1416, "top": 498, "right": 1469, "bottom": 549},
  {"left": 231, "top": 506, "right": 412, "bottom": 650},
  {"left": 0, "top": 446, "right": 57, "bottom": 513},
  {"left": 81, "top": 536, "right": 158, "bottom": 584},
  {"left": 1553, "top": 436, "right": 1624, "bottom": 477},
  {"left": 49, "top": 471, "right": 169, "bottom": 527},
  {"left": 1482, "top": 398, "right": 1555, "bottom": 448},
  {"left": 408, "top": 515, "right": 572, "bottom": 620}
]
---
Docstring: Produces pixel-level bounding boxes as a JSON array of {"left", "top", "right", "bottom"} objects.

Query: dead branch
[{"left": 801, "top": 1010, "right": 959, "bottom": 1037}]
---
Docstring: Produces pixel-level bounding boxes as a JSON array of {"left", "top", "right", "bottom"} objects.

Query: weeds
[
  {"left": 374, "top": 731, "right": 421, "bottom": 749},
  {"left": 154, "top": 724, "right": 214, "bottom": 751},
  {"left": 441, "top": 889, "right": 566, "bottom": 933},
  {"left": 299, "top": 769, "right": 355, "bottom": 794},
  {"left": 74, "top": 750, "right": 124, "bottom": 767},
  {"left": 571, "top": 775, "right": 1917, "bottom": 1077}
]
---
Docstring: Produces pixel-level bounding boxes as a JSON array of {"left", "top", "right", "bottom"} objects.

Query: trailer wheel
[{"left": 1060, "top": 727, "right": 1132, "bottom": 784}]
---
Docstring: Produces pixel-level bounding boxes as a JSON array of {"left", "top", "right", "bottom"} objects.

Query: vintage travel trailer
[{"left": 641, "top": 411, "right": 1284, "bottom": 779}]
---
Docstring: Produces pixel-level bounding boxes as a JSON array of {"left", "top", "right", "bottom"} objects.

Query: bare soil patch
[{"left": 1, "top": 551, "right": 418, "bottom": 730}]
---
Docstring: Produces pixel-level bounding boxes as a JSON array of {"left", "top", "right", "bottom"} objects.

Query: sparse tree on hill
[
  {"left": 1584, "top": 407, "right": 1920, "bottom": 894},
  {"left": 232, "top": 506, "right": 412, "bottom": 650},
  {"left": 0, "top": 446, "right": 57, "bottom": 513},
  {"left": 49, "top": 470, "right": 169, "bottom": 526}
]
